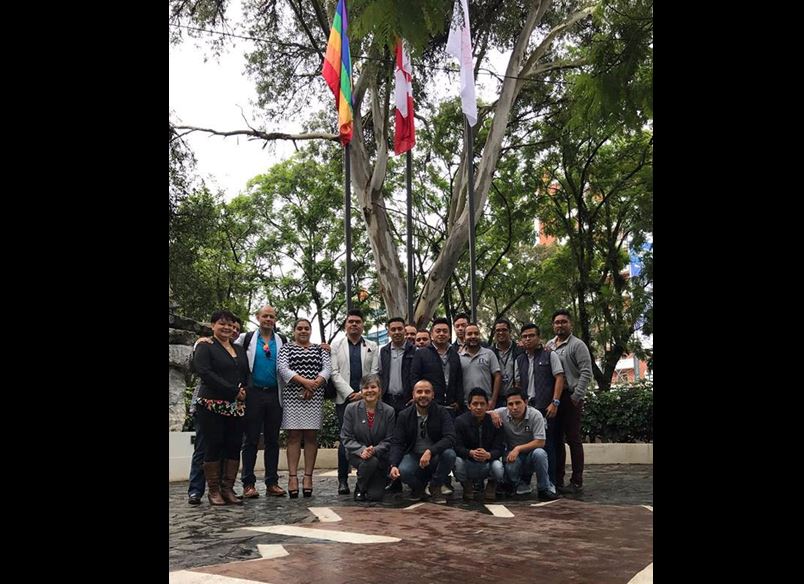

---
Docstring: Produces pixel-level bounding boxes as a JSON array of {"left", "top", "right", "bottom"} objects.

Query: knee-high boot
[
  {"left": 220, "top": 459, "right": 244, "bottom": 505},
  {"left": 203, "top": 461, "right": 226, "bottom": 506}
]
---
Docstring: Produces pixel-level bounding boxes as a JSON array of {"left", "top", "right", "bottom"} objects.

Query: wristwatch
[{"left": 552, "top": 399, "right": 561, "bottom": 406}]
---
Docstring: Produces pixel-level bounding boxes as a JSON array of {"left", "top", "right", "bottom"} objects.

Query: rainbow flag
[{"left": 322, "top": 0, "right": 353, "bottom": 146}]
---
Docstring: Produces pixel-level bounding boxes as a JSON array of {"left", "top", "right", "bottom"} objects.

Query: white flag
[{"left": 446, "top": 0, "right": 477, "bottom": 126}]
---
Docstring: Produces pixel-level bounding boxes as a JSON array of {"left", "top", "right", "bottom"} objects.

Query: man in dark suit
[
  {"left": 340, "top": 373, "right": 397, "bottom": 501},
  {"left": 410, "top": 317, "right": 463, "bottom": 414}
]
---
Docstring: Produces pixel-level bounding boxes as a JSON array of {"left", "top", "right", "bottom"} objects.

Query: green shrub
[
  {"left": 318, "top": 400, "right": 340, "bottom": 447},
  {"left": 182, "top": 384, "right": 196, "bottom": 431},
  {"left": 581, "top": 379, "right": 653, "bottom": 443}
]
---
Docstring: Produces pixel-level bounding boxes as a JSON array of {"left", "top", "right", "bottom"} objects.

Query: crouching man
[
  {"left": 491, "top": 390, "right": 559, "bottom": 501},
  {"left": 454, "top": 388, "right": 505, "bottom": 501},
  {"left": 388, "top": 380, "right": 456, "bottom": 502}
]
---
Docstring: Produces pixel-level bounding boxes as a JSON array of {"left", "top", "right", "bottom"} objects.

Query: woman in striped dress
[{"left": 277, "top": 318, "right": 331, "bottom": 497}]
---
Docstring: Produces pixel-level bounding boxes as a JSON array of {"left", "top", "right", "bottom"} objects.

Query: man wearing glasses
[
  {"left": 545, "top": 309, "right": 593, "bottom": 495},
  {"left": 239, "top": 305, "right": 288, "bottom": 498},
  {"left": 389, "top": 380, "right": 456, "bottom": 502},
  {"left": 490, "top": 318, "right": 523, "bottom": 398},
  {"left": 513, "top": 323, "right": 565, "bottom": 489}
]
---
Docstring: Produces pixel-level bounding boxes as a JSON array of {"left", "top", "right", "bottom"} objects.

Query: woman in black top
[{"left": 193, "top": 310, "right": 250, "bottom": 505}]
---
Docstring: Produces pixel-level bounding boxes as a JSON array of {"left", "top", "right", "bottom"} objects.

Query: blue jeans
[
  {"left": 188, "top": 414, "right": 206, "bottom": 496},
  {"left": 398, "top": 449, "right": 456, "bottom": 491},
  {"left": 453, "top": 457, "right": 503, "bottom": 482},
  {"left": 493, "top": 448, "right": 554, "bottom": 493}
]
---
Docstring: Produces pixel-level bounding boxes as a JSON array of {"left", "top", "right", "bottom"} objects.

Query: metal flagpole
[
  {"left": 465, "top": 117, "right": 477, "bottom": 323},
  {"left": 406, "top": 150, "right": 414, "bottom": 322},
  {"left": 345, "top": 144, "right": 353, "bottom": 311}
]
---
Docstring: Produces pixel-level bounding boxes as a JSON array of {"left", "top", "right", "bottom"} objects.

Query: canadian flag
[{"left": 394, "top": 38, "right": 415, "bottom": 155}]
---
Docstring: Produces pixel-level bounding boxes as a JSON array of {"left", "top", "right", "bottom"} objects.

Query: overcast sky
[
  {"left": 169, "top": 1, "right": 300, "bottom": 200},
  {"left": 169, "top": 1, "right": 509, "bottom": 202}
]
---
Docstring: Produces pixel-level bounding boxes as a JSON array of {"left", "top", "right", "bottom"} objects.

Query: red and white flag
[
  {"left": 446, "top": 0, "right": 477, "bottom": 126},
  {"left": 394, "top": 38, "right": 415, "bottom": 155}
]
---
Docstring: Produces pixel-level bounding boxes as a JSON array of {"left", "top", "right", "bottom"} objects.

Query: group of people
[{"left": 188, "top": 305, "right": 593, "bottom": 506}]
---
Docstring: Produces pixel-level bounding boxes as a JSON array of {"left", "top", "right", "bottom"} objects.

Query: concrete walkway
[{"left": 169, "top": 464, "right": 653, "bottom": 583}]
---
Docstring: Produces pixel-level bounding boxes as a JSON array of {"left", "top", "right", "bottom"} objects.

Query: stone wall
[{"left": 169, "top": 313, "right": 211, "bottom": 431}]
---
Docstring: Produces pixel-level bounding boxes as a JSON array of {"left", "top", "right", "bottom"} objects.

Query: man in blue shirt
[{"left": 239, "top": 306, "right": 288, "bottom": 498}]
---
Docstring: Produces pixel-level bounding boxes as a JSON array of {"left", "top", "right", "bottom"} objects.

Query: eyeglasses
[{"left": 419, "top": 420, "right": 427, "bottom": 439}]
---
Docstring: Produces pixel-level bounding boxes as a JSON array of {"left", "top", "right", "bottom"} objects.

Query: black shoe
[
  {"left": 555, "top": 483, "right": 567, "bottom": 494},
  {"left": 338, "top": 479, "right": 350, "bottom": 495},
  {"left": 385, "top": 478, "right": 403, "bottom": 493},
  {"left": 538, "top": 490, "right": 561, "bottom": 501},
  {"left": 354, "top": 489, "right": 366, "bottom": 502},
  {"left": 563, "top": 482, "right": 583, "bottom": 494},
  {"left": 408, "top": 487, "right": 426, "bottom": 501},
  {"left": 188, "top": 493, "right": 201, "bottom": 505}
]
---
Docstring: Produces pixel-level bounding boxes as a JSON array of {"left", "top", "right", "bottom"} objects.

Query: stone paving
[{"left": 169, "top": 464, "right": 652, "bottom": 582}]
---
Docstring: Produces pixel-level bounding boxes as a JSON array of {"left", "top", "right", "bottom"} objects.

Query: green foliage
[
  {"left": 170, "top": 0, "right": 653, "bottom": 391},
  {"left": 182, "top": 384, "right": 197, "bottom": 432},
  {"left": 581, "top": 380, "right": 653, "bottom": 443},
  {"left": 169, "top": 188, "right": 256, "bottom": 322},
  {"left": 318, "top": 400, "right": 341, "bottom": 447}
]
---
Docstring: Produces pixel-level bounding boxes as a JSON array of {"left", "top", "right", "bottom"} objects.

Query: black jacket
[
  {"left": 389, "top": 402, "right": 456, "bottom": 467},
  {"left": 410, "top": 343, "right": 464, "bottom": 409},
  {"left": 453, "top": 411, "right": 505, "bottom": 461},
  {"left": 194, "top": 340, "right": 250, "bottom": 401}
]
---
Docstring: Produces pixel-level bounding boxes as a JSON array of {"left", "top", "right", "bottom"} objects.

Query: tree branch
[{"left": 172, "top": 125, "right": 339, "bottom": 142}]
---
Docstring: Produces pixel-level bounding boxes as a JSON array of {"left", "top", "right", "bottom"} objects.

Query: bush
[
  {"left": 581, "top": 379, "right": 653, "bottom": 443},
  {"left": 182, "top": 384, "right": 196, "bottom": 431},
  {"left": 318, "top": 400, "right": 340, "bottom": 447}
]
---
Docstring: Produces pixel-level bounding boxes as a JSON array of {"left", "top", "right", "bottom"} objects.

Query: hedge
[{"left": 581, "top": 379, "right": 653, "bottom": 443}]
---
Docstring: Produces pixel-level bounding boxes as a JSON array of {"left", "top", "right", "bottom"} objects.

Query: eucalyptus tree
[{"left": 170, "top": 0, "right": 598, "bottom": 325}]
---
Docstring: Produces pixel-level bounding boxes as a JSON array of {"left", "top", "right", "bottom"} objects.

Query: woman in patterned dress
[{"left": 277, "top": 318, "right": 331, "bottom": 497}]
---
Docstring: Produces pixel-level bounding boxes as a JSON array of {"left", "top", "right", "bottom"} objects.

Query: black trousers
[
  {"left": 348, "top": 454, "right": 388, "bottom": 501},
  {"left": 196, "top": 406, "right": 244, "bottom": 462},
  {"left": 241, "top": 386, "right": 283, "bottom": 486}
]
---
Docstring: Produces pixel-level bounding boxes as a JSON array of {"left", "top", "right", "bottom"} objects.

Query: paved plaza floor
[{"left": 169, "top": 464, "right": 653, "bottom": 583}]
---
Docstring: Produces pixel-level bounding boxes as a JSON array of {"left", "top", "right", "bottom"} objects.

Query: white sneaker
[
  {"left": 442, "top": 483, "right": 454, "bottom": 495},
  {"left": 515, "top": 482, "right": 533, "bottom": 495}
]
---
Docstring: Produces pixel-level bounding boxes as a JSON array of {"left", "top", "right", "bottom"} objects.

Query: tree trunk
[
  {"left": 351, "top": 72, "right": 408, "bottom": 319},
  {"left": 412, "top": 0, "right": 548, "bottom": 327}
]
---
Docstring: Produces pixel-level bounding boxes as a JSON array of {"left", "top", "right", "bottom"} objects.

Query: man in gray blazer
[
  {"left": 340, "top": 373, "right": 396, "bottom": 501},
  {"left": 330, "top": 309, "right": 380, "bottom": 494}
]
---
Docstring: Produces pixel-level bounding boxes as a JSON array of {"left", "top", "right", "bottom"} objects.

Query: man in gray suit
[
  {"left": 340, "top": 373, "right": 396, "bottom": 501},
  {"left": 330, "top": 309, "right": 380, "bottom": 494}
]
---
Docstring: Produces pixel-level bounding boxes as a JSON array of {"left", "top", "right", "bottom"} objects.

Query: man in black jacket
[
  {"left": 389, "top": 380, "right": 456, "bottom": 502},
  {"left": 410, "top": 317, "right": 463, "bottom": 414},
  {"left": 454, "top": 388, "right": 505, "bottom": 501}
]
